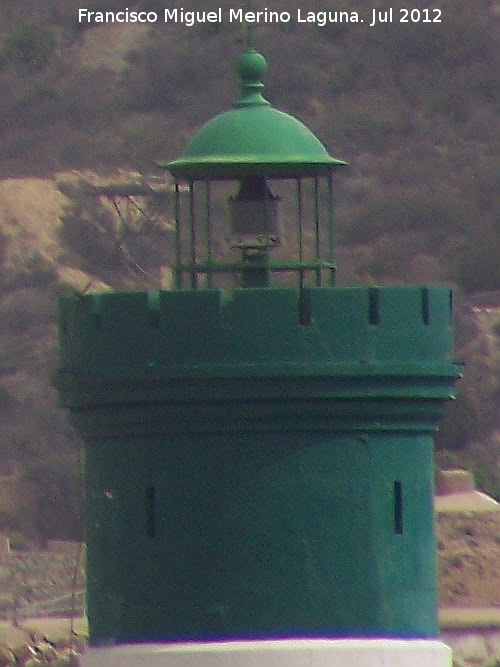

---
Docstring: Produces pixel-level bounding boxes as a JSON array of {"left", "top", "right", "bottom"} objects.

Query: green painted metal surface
[
  {"left": 83, "top": 432, "right": 438, "bottom": 643},
  {"left": 53, "top": 287, "right": 461, "bottom": 645},
  {"left": 54, "top": 41, "right": 460, "bottom": 651},
  {"left": 164, "top": 49, "right": 346, "bottom": 179}
]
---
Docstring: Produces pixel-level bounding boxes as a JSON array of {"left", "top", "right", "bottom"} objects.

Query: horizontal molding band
[
  {"left": 65, "top": 394, "right": 456, "bottom": 436},
  {"left": 54, "top": 366, "right": 461, "bottom": 409}
]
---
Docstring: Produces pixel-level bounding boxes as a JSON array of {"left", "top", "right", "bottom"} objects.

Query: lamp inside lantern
[{"left": 228, "top": 177, "right": 282, "bottom": 250}]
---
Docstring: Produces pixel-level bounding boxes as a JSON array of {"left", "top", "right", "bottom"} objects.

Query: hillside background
[{"left": 1, "top": 0, "right": 500, "bottom": 541}]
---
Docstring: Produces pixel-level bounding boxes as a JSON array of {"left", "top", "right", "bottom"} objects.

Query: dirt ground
[{"left": 438, "top": 511, "right": 500, "bottom": 608}]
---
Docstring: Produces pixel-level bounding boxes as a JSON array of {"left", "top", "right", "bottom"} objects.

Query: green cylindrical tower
[{"left": 54, "top": 47, "right": 460, "bottom": 667}]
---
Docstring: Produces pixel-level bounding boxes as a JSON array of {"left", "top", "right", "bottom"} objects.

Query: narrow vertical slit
[
  {"left": 368, "top": 288, "right": 380, "bottom": 325},
  {"left": 394, "top": 481, "right": 403, "bottom": 535},
  {"left": 449, "top": 290, "right": 453, "bottom": 324},
  {"left": 299, "top": 290, "right": 312, "bottom": 326},
  {"left": 146, "top": 486, "right": 156, "bottom": 538},
  {"left": 93, "top": 294, "right": 102, "bottom": 331},
  {"left": 422, "top": 287, "right": 430, "bottom": 325}
]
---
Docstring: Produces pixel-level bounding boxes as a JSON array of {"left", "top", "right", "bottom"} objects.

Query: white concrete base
[{"left": 81, "top": 638, "right": 452, "bottom": 667}]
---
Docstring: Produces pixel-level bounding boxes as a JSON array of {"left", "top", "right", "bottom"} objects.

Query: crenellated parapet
[
  {"left": 54, "top": 286, "right": 460, "bottom": 436},
  {"left": 58, "top": 287, "right": 455, "bottom": 372}
]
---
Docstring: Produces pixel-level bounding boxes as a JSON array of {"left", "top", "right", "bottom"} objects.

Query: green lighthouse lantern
[
  {"left": 163, "top": 46, "right": 346, "bottom": 290},
  {"left": 54, "top": 41, "right": 461, "bottom": 667}
]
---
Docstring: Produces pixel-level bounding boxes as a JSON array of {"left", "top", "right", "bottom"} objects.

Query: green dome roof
[{"left": 164, "top": 48, "right": 346, "bottom": 180}]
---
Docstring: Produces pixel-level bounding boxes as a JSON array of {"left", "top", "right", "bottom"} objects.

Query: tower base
[{"left": 81, "top": 639, "right": 452, "bottom": 667}]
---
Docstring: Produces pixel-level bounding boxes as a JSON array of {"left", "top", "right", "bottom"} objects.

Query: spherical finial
[
  {"left": 234, "top": 48, "right": 270, "bottom": 108},
  {"left": 236, "top": 48, "right": 268, "bottom": 83}
]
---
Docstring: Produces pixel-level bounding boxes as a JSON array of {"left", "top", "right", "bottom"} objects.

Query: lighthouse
[{"left": 53, "top": 42, "right": 461, "bottom": 667}]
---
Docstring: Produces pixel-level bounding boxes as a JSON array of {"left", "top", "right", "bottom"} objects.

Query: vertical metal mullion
[
  {"left": 189, "top": 181, "right": 197, "bottom": 289},
  {"left": 297, "top": 178, "right": 303, "bottom": 291},
  {"left": 174, "top": 180, "right": 182, "bottom": 290},
  {"left": 327, "top": 171, "right": 335, "bottom": 286},
  {"left": 205, "top": 181, "right": 212, "bottom": 288},
  {"left": 314, "top": 176, "right": 321, "bottom": 287}
]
